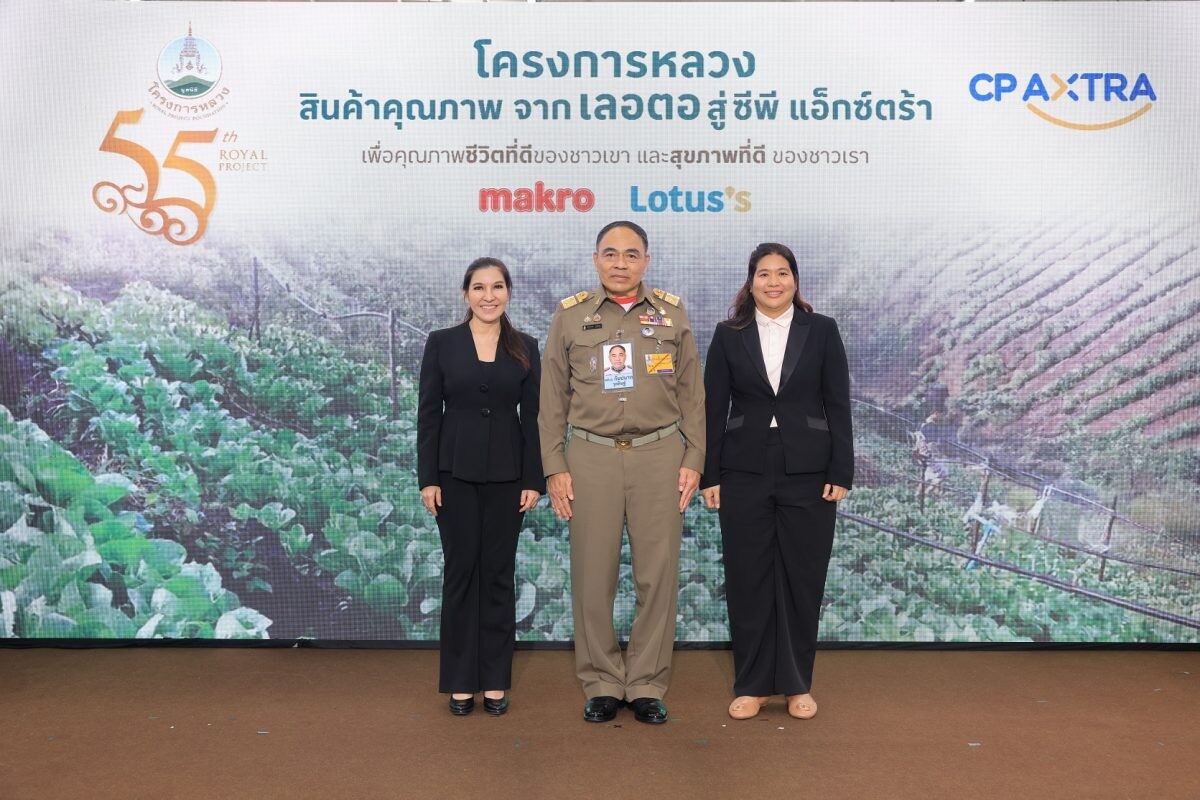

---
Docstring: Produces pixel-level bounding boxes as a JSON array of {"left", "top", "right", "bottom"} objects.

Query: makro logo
[
  {"left": 478, "top": 182, "right": 595, "bottom": 213},
  {"left": 969, "top": 72, "right": 1156, "bottom": 131},
  {"left": 630, "top": 186, "right": 751, "bottom": 214}
]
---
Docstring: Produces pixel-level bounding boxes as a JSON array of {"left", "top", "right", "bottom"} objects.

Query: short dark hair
[
  {"left": 595, "top": 220, "right": 648, "bottom": 252},
  {"left": 609, "top": 344, "right": 626, "bottom": 355}
]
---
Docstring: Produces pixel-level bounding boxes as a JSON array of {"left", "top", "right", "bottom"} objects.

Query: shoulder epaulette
[
  {"left": 652, "top": 288, "right": 681, "bottom": 307},
  {"left": 560, "top": 290, "right": 590, "bottom": 310}
]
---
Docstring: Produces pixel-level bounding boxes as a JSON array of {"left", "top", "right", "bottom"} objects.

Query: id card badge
[
  {"left": 602, "top": 341, "right": 635, "bottom": 392},
  {"left": 645, "top": 352, "right": 675, "bottom": 375}
]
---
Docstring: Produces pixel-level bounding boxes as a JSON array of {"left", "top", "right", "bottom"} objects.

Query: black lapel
[
  {"left": 777, "top": 314, "right": 811, "bottom": 393},
  {"left": 739, "top": 323, "right": 771, "bottom": 391},
  {"left": 457, "top": 321, "right": 487, "bottom": 381}
]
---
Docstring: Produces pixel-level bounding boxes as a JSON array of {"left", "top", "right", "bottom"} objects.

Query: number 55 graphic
[{"left": 92, "top": 109, "right": 217, "bottom": 246}]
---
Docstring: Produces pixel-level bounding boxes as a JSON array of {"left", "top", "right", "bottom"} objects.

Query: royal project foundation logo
[
  {"left": 149, "top": 23, "right": 232, "bottom": 121},
  {"left": 969, "top": 71, "right": 1155, "bottom": 131},
  {"left": 158, "top": 24, "right": 221, "bottom": 98}
]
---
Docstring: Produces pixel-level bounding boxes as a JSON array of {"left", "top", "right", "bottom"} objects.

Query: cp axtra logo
[{"left": 969, "top": 72, "right": 1156, "bottom": 130}]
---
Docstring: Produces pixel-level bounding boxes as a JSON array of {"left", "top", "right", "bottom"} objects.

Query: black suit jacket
[
  {"left": 700, "top": 311, "right": 853, "bottom": 490},
  {"left": 417, "top": 322, "right": 545, "bottom": 491}
]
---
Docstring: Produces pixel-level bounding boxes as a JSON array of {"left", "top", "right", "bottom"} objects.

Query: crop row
[
  {"left": 965, "top": 241, "right": 1151, "bottom": 360},
  {"left": 0, "top": 406, "right": 270, "bottom": 638},
  {"left": 4, "top": 278, "right": 1194, "bottom": 642},
  {"left": 946, "top": 230, "right": 1080, "bottom": 338}
]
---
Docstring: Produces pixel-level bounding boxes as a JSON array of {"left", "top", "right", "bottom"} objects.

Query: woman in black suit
[
  {"left": 700, "top": 243, "right": 853, "bottom": 721},
  {"left": 417, "top": 257, "right": 544, "bottom": 716}
]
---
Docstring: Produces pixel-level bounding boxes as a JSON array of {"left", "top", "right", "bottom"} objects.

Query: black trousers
[
  {"left": 436, "top": 472, "right": 524, "bottom": 693},
  {"left": 718, "top": 431, "right": 837, "bottom": 696}
]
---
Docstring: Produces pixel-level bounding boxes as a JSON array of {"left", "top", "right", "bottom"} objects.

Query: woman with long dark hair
[
  {"left": 417, "top": 257, "right": 543, "bottom": 716},
  {"left": 700, "top": 243, "right": 853, "bottom": 720}
]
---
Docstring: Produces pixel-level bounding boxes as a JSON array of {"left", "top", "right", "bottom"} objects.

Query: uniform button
[
  {"left": 479, "top": 383, "right": 489, "bottom": 393},
  {"left": 481, "top": 408, "right": 491, "bottom": 417}
]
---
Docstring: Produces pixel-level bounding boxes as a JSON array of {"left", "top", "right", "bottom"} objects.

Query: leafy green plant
[{"left": 0, "top": 406, "right": 269, "bottom": 639}]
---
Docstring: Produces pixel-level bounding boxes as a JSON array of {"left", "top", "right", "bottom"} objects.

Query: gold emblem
[
  {"left": 652, "top": 288, "right": 680, "bottom": 307},
  {"left": 560, "top": 290, "right": 591, "bottom": 310}
]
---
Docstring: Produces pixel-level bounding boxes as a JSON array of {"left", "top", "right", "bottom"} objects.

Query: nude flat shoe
[
  {"left": 787, "top": 693, "right": 817, "bottom": 719},
  {"left": 728, "top": 696, "right": 771, "bottom": 720}
]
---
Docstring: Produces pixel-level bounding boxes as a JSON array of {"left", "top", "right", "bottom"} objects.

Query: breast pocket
[
  {"left": 642, "top": 327, "right": 680, "bottom": 384},
  {"left": 568, "top": 330, "right": 611, "bottom": 388}
]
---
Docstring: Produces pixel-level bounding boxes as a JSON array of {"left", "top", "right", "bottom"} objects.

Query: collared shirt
[
  {"left": 539, "top": 283, "right": 706, "bottom": 476},
  {"left": 756, "top": 304, "right": 794, "bottom": 427}
]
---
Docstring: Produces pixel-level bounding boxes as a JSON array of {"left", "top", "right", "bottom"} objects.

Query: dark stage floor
[{"left": 2, "top": 648, "right": 1197, "bottom": 800}]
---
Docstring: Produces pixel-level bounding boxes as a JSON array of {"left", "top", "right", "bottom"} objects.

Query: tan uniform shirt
[{"left": 540, "top": 283, "right": 705, "bottom": 476}]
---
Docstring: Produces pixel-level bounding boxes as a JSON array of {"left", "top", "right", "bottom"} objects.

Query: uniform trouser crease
[{"left": 567, "top": 433, "right": 684, "bottom": 701}]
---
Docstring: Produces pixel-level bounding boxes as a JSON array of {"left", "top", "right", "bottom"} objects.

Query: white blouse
[{"left": 755, "top": 304, "right": 794, "bottom": 428}]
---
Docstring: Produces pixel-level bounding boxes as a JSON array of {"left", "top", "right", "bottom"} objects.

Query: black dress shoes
[
  {"left": 448, "top": 696, "right": 475, "bottom": 715},
  {"left": 629, "top": 697, "right": 668, "bottom": 724},
  {"left": 583, "top": 696, "right": 623, "bottom": 723},
  {"left": 483, "top": 696, "right": 509, "bottom": 716}
]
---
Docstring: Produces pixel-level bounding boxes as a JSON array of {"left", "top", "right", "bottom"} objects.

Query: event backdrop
[{"left": 1, "top": 3, "right": 1197, "bottom": 643}]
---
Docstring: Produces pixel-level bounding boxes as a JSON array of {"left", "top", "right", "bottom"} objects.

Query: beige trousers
[{"left": 565, "top": 432, "right": 684, "bottom": 701}]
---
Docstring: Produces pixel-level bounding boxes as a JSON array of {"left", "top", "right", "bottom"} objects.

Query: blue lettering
[
  {"left": 630, "top": 185, "right": 647, "bottom": 212},
  {"left": 1129, "top": 73, "right": 1156, "bottom": 102},
  {"left": 994, "top": 73, "right": 1017, "bottom": 101},
  {"left": 1079, "top": 72, "right": 1103, "bottom": 101},
  {"left": 1104, "top": 73, "right": 1128, "bottom": 102},
  {"left": 1022, "top": 74, "right": 1049, "bottom": 103},
  {"left": 969, "top": 73, "right": 993, "bottom": 101}
]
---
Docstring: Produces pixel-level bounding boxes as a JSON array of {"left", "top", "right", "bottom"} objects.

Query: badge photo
[{"left": 602, "top": 342, "right": 635, "bottom": 392}]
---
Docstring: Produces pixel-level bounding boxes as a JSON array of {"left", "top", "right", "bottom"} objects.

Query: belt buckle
[{"left": 614, "top": 436, "right": 633, "bottom": 450}]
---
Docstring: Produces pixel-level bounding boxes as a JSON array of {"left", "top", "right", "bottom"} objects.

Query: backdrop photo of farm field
[{"left": 1, "top": 218, "right": 1197, "bottom": 643}]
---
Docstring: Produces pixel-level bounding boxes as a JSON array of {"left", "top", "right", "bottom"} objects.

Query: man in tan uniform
[{"left": 540, "top": 220, "right": 705, "bottom": 725}]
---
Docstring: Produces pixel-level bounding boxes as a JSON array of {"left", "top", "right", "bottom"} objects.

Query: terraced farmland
[{"left": 858, "top": 223, "right": 1200, "bottom": 450}]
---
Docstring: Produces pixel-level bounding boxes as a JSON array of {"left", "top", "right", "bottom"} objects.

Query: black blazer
[
  {"left": 417, "top": 322, "right": 545, "bottom": 492},
  {"left": 700, "top": 310, "right": 853, "bottom": 490}
]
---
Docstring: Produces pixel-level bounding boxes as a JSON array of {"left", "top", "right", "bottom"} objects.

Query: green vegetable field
[{"left": 0, "top": 268, "right": 1196, "bottom": 642}]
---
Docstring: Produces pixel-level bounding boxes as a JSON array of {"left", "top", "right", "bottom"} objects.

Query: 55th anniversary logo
[{"left": 93, "top": 25, "right": 233, "bottom": 246}]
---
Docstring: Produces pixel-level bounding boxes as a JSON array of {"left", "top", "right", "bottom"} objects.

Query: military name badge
[{"left": 645, "top": 353, "right": 675, "bottom": 375}]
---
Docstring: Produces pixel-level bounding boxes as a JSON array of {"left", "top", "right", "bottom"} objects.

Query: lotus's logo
[
  {"left": 969, "top": 72, "right": 1156, "bottom": 131},
  {"left": 157, "top": 23, "right": 222, "bottom": 99}
]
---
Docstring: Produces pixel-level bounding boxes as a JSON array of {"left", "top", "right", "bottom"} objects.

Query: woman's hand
[
  {"left": 822, "top": 484, "right": 849, "bottom": 502},
  {"left": 420, "top": 485, "right": 442, "bottom": 517},
  {"left": 518, "top": 490, "right": 541, "bottom": 512},
  {"left": 701, "top": 485, "right": 721, "bottom": 510}
]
